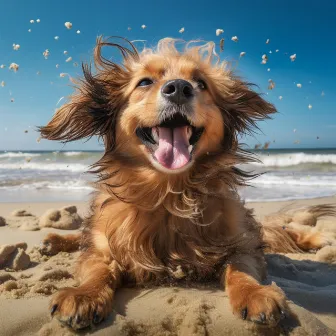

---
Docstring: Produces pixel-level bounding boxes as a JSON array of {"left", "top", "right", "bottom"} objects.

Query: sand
[{"left": 0, "top": 197, "right": 335, "bottom": 336}]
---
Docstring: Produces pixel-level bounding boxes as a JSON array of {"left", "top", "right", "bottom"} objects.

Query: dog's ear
[
  {"left": 220, "top": 79, "right": 277, "bottom": 150},
  {"left": 39, "top": 67, "right": 113, "bottom": 143},
  {"left": 39, "top": 36, "right": 138, "bottom": 145}
]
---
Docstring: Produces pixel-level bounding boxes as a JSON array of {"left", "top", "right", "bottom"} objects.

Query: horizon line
[{"left": 1, "top": 147, "right": 336, "bottom": 152}]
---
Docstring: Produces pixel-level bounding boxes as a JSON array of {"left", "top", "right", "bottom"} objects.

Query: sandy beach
[{"left": 0, "top": 197, "right": 335, "bottom": 336}]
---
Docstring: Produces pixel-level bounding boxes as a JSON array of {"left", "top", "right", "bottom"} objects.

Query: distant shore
[{"left": 0, "top": 195, "right": 335, "bottom": 217}]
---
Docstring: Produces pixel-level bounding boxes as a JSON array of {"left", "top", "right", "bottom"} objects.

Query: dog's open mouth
[{"left": 136, "top": 113, "right": 204, "bottom": 170}]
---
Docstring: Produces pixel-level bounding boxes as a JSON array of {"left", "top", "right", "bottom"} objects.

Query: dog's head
[{"left": 40, "top": 37, "right": 276, "bottom": 176}]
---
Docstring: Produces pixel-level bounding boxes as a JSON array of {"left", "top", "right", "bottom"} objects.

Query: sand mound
[
  {"left": 12, "top": 209, "right": 34, "bottom": 217},
  {"left": 39, "top": 206, "right": 83, "bottom": 230},
  {"left": 21, "top": 222, "right": 41, "bottom": 231},
  {"left": 0, "top": 216, "right": 6, "bottom": 227},
  {"left": 11, "top": 248, "right": 31, "bottom": 271},
  {"left": 0, "top": 273, "right": 16, "bottom": 284},
  {"left": 38, "top": 269, "right": 73, "bottom": 282},
  {"left": 0, "top": 242, "right": 31, "bottom": 271},
  {"left": 1, "top": 206, "right": 82, "bottom": 232},
  {"left": 0, "top": 250, "right": 78, "bottom": 300},
  {"left": 5, "top": 210, "right": 40, "bottom": 231}
]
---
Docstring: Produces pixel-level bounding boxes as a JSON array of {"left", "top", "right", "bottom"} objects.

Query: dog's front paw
[
  {"left": 50, "top": 287, "right": 110, "bottom": 330},
  {"left": 230, "top": 283, "right": 289, "bottom": 326}
]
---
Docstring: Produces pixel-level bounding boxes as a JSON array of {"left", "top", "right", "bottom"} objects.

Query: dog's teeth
[
  {"left": 187, "top": 126, "right": 192, "bottom": 140},
  {"left": 152, "top": 127, "right": 159, "bottom": 143},
  {"left": 188, "top": 145, "right": 193, "bottom": 153}
]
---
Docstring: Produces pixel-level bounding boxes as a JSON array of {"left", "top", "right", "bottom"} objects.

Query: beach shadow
[{"left": 265, "top": 254, "right": 336, "bottom": 315}]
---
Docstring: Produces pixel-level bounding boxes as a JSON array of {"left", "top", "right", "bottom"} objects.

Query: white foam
[
  {"left": 0, "top": 180, "right": 93, "bottom": 191},
  {"left": 63, "top": 152, "right": 84, "bottom": 156},
  {"left": 253, "top": 153, "right": 336, "bottom": 167},
  {"left": 0, "top": 162, "right": 87, "bottom": 172},
  {"left": 0, "top": 152, "right": 41, "bottom": 158},
  {"left": 252, "top": 174, "right": 336, "bottom": 187}
]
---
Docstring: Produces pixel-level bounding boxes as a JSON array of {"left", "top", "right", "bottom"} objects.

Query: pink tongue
[{"left": 154, "top": 126, "right": 190, "bottom": 170}]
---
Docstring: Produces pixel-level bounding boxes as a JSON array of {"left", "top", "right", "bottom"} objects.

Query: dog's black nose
[{"left": 161, "top": 79, "right": 194, "bottom": 105}]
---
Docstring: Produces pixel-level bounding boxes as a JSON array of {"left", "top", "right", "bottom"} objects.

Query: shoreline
[
  {"left": 1, "top": 147, "right": 336, "bottom": 204},
  {"left": 0, "top": 195, "right": 334, "bottom": 217}
]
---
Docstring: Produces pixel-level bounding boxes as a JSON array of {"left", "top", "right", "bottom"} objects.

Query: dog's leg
[
  {"left": 262, "top": 225, "right": 332, "bottom": 253},
  {"left": 283, "top": 227, "right": 331, "bottom": 251},
  {"left": 223, "top": 255, "right": 289, "bottom": 326},
  {"left": 40, "top": 232, "right": 82, "bottom": 255},
  {"left": 50, "top": 251, "right": 122, "bottom": 330}
]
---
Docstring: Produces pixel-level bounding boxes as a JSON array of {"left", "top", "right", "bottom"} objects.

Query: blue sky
[{"left": 0, "top": 0, "right": 335, "bottom": 151}]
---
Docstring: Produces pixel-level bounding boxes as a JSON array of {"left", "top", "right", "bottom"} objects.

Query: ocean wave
[
  {"left": 252, "top": 174, "right": 336, "bottom": 186},
  {"left": 0, "top": 152, "right": 41, "bottom": 158},
  {"left": 0, "top": 162, "right": 88, "bottom": 172},
  {"left": 63, "top": 151, "right": 85, "bottom": 156},
  {"left": 0, "top": 180, "right": 94, "bottom": 191},
  {"left": 253, "top": 153, "right": 336, "bottom": 167}
]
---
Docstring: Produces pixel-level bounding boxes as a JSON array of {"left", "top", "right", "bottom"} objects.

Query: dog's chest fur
[{"left": 90, "top": 195, "right": 261, "bottom": 284}]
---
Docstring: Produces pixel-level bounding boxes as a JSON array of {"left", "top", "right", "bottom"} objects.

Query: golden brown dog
[{"left": 39, "top": 37, "right": 332, "bottom": 330}]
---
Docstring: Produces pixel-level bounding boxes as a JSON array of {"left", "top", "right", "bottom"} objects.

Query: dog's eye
[
  {"left": 137, "top": 78, "right": 153, "bottom": 87},
  {"left": 196, "top": 79, "right": 207, "bottom": 90}
]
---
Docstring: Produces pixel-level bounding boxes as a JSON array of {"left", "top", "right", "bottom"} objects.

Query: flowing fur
[{"left": 40, "top": 37, "right": 316, "bottom": 330}]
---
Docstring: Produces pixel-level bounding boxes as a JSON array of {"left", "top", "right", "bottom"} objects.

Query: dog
[{"left": 39, "top": 37, "right": 332, "bottom": 330}]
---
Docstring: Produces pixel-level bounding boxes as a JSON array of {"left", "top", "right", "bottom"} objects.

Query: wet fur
[{"left": 39, "top": 37, "right": 299, "bottom": 329}]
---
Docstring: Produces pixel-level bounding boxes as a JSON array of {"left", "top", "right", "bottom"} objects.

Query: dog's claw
[
  {"left": 241, "top": 307, "right": 248, "bottom": 320},
  {"left": 50, "top": 304, "right": 58, "bottom": 316},
  {"left": 93, "top": 311, "right": 100, "bottom": 324},
  {"left": 67, "top": 316, "right": 73, "bottom": 326},
  {"left": 260, "top": 312, "right": 266, "bottom": 323},
  {"left": 75, "top": 315, "right": 81, "bottom": 324},
  {"left": 280, "top": 309, "right": 287, "bottom": 320}
]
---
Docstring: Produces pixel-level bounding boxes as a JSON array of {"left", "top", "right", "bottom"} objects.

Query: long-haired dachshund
[{"left": 39, "top": 37, "right": 333, "bottom": 330}]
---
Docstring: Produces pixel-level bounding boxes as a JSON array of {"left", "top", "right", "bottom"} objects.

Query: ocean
[{"left": 0, "top": 149, "right": 335, "bottom": 203}]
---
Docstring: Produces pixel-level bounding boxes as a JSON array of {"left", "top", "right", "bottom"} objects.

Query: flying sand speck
[
  {"left": 290, "top": 53, "right": 297, "bottom": 61},
  {"left": 43, "top": 49, "right": 50, "bottom": 59},
  {"left": 9, "top": 63, "right": 19, "bottom": 72},
  {"left": 64, "top": 22, "right": 72, "bottom": 29},
  {"left": 216, "top": 29, "right": 224, "bottom": 36}
]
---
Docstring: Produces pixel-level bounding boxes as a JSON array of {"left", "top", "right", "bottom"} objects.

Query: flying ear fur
[{"left": 38, "top": 36, "right": 139, "bottom": 145}]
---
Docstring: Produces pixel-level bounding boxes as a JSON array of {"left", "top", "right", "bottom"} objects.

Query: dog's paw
[
  {"left": 230, "top": 283, "right": 289, "bottom": 326},
  {"left": 313, "top": 233, "right": 334, "bottom": 249},
  {"left": 298, "top": 232, "right": 334, "bottom": 251},
  {"left": 50, "top": 287, "right": 110, "bottom": 330},
  {"left": 39, "top": 233, "right": 66, "bottom": 256}
]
